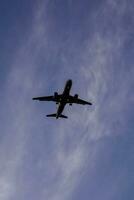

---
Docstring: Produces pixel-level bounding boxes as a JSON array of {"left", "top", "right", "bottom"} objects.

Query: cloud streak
[{"left": 1, "top": 0, "right": 134, "bottom": 200}]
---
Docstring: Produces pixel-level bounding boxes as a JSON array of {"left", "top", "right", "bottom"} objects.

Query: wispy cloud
[{"left": 1, "top": 0, "right": 134, "bottom": 200}]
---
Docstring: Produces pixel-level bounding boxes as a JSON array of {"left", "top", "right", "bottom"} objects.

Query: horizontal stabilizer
[
  {"left": 59, "top": 114, "right": 68, "bottom": 119},
  {"left": 46, "top": 114, "right": 56, "bottom": 117},
  {"left": 46, "top": 113, "right": 68, "bottom": 119}
]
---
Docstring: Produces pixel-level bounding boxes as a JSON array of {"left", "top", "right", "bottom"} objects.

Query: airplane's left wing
[
  {"left": 68, "top": 95, "right": 92, "bottom": 105},
  {"left": 32, "top": 95, "right": 61, "bottom": 102}
]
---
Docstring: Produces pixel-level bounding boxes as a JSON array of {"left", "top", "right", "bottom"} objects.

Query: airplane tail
[{"left": 46, "top": 113, "right": 68, "bottom": 119}]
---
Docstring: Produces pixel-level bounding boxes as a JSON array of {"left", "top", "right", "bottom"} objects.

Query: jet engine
[
  {"left": 74, "top": 94, "right": 78, "bottom": 99},
  {"left": 54, "top": 92, "right": 58, "bottom": 98}
]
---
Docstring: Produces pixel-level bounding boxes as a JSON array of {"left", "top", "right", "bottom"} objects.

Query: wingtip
[{"left": 88, "top": 102, "right": 92, "bottom": 105}]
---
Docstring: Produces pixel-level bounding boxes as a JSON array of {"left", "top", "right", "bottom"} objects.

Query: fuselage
[{"left": 56, "top": 79, "right": 72, "bottom": 118}]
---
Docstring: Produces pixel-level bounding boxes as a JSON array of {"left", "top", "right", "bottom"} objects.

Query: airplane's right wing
[
  {"left": 32, "top": 94, "right": 62, "bottom": 102},
  {"left": 68, "top": 95, "right": 92, "bottom": 105}
]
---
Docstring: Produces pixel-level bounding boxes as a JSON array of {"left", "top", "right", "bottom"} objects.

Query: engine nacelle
[
  {"left": 74, "top": 94, "right": 78, "bottom": 99},
  {"left": 54, "top": 92, "right": 58, "bottom": 98}
]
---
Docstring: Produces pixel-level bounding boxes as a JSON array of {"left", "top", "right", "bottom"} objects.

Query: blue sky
[{"left": 0, "top": 0, "right": 134, "bottom": 199}]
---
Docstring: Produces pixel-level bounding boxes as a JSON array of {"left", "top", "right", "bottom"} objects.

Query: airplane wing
[
  {"left": 68, "top": 95, "right": 92, "bottom": 105},
  {"left": 32, "top": 95, "right": 62, "bottom": 102}
]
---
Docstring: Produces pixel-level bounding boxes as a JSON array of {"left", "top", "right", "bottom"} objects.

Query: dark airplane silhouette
[{"left": 32, "top": 79, "right": 92, "bottom": 119}]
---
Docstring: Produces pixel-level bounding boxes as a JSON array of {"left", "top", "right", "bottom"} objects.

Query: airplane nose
[{"left": 68, "top": 79, "right": 72, "bottom": 84}]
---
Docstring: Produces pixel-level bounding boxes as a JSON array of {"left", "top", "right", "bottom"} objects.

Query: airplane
[{"left": 32, "top": 79, "right": 92, "bottom": 119}]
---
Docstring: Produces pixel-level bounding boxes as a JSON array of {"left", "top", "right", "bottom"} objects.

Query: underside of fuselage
[
  {"left": 56, "top": 102, "right": 66, "bottom": 118},
  {"left": 56, "top": 79, "right": 72, "bottom": 118}
]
